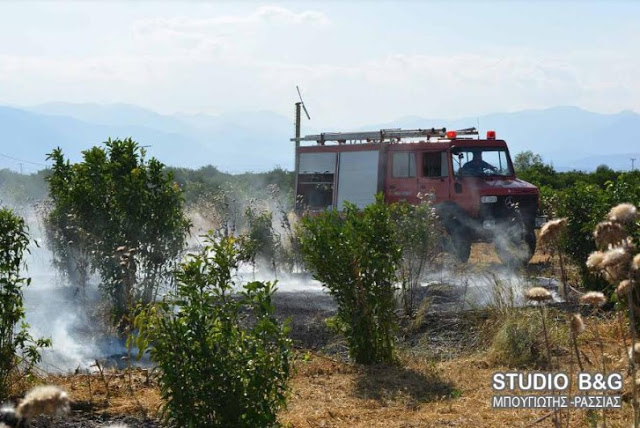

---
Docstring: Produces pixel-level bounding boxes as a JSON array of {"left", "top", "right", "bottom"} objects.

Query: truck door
[
  {"left": 336, "top": 150, "right": 380, "bottom": 209},
  {"left": 385, "top": 150, "right": 418, "bottom": 204},
  {"left": 449, "top": 149, "right": 481, "bottom": 215},
  {"left": 418, "top": 151, "right": 450, "bottom": 202}
]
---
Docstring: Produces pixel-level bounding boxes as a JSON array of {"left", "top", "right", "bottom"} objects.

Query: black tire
[
  {"left": 436, "top": 202, "right": 472, "bottom": 263},
  {"left": 451, "top": 229, "right": 471, "bottom": 263}
]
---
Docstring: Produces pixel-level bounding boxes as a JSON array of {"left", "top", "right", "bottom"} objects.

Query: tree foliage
[
  {"left": 391, "top": 199, "right": 442, "bottom": 316},
  {"left": 0, "top": 208, "right": 50, "bottom": 400},
  {"left": 515, "top": 150, "right": 640, "bottom": 291},
  {"left": 299, "top": 195, "right": 401, "bottom": 364},
  {"left": 45, "top": 138, "right": 191, "bottom": 326},
  {"left": 132, "top": 235, "right": 292, "bottom": 427},
  {"left": 244, "top": 204, "right": 279, "bottom": 272}
]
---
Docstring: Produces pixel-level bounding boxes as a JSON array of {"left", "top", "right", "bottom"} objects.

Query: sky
[{"left": 1, "top": 1, "right": 639, "bottom": 128}]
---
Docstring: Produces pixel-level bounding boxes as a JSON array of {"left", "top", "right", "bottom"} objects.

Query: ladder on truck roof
[{"left": 292, "top": 127, "right": 478, "bottom": 144}]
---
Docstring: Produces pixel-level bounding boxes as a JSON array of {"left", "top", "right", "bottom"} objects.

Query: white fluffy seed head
[
  {"left": 630, "top": 343, "right": 640, "bottom": 364},
  {"left": 633, "top": 254, "right": 640, "bottom": 271},
  {"left": 593, "top": 221, "right": 627, "bottom": 248},
  {"left": 16, "top": 385, "right": 70, "bottom": 420},
  {"left": 580, "top": 291, "right": 607, "bottom": 307},
  {"left": 526, "top": 287, "right": 552, "bottom": 302},
  {"left": 601, "top": 247, "right": 632, "bottom": 268},
  {"left": 616, "top": 280, "right": 634, "bottom": 297},
  {"left": 539, "top": 218, "right": 567, "bottom": 248},
  {"left": 571, "top": 313, "right": 586, "bottom": 336},
  {"left": 604, "top": 267, "right": 628, "bottom": 284},
  {"left": 0, "top": 404, "right": 20, "bottom": 428},
  {"left": 608, "top": 203, "right": 638, "bottom": 224},
  {"left": 586, "top": 251, "right": 605, "bottom": 270}
]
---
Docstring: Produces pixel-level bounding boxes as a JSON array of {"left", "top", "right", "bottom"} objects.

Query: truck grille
[{"left": 479, "top": 195, "right": 538, "bottom": 226}]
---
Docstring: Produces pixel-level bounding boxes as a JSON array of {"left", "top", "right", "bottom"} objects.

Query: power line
[{"left": 0, "top": 152, "right": 47, "bottom": 167}]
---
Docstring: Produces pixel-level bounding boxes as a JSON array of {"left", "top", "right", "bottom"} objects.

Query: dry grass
[
  {"left": 34, "top": 315, "right": 638, "bottom": 427},
  {"left": 21, "top": 244, "right": 634, "bottom": 427},
  {"left": 45, "top": 367, "right": 162, "bottom": 419},
  {"left": 279, "top": 317, "right": 637, "bottom": 427}
]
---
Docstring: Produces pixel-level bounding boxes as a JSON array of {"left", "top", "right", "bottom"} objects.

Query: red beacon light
[
  {"left": 446, "top": 130, "right": 457, "bottom": 139},
  {"left": 486, "top": 130, "right": 496, "bottom": 140}
]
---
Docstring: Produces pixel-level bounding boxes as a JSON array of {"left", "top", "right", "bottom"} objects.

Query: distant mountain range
[{"left": 1, "top": 103, "right": 639, "bottom": 173}]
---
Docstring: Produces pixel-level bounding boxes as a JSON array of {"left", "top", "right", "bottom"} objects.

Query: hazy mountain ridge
[{"left": 2, "top": 103, "right": 639, "bottom": 173}]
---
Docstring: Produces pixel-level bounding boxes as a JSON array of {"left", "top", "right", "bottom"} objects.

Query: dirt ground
[{"left": 18, "top": 244, "right": 638, "bottom": 427}]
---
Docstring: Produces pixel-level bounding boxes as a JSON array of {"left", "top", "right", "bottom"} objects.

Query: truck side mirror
[{"left": 454, "top": 182, "right": 462, "bottom": 193}]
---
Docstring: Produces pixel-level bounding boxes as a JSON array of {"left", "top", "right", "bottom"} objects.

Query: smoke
[
  {"left": 419, "top": 264, "right": 563, "bottom": 313},
  {"left": 15, "top": 190, "right": 316, "bottom": 373},
  {"left": 235, "top": 264, "right": 323, "bottom": 293},
  {"left": 3, "top": 202, "right": 130, "bottom": 373},
  {"left": 6, "top": 178, "right": 551, "bottom": 374}
]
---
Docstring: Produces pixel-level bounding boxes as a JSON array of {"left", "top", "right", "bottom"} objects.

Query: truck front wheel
[
  {"left": 494, "top": 224, "right": 536, "bottom": 267},
  {"left": 451, "top": 229, "right": 471, "bottom": 263}
]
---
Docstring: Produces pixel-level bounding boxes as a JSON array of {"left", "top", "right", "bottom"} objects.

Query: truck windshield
[{"left": 451, "top": 147, "right": 513, "bottom": 177}]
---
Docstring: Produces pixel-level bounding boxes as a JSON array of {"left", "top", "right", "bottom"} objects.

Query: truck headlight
[
  {"left": 481, "top": 195, "right": 498, "bottom": 203},
  {"left": 483, "top": 220, "right": 496, "bottom": 229}
]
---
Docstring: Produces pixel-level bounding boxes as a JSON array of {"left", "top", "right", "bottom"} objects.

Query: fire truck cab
[{"left": 293, "top": 127, "right": 544, "bottom": 265}]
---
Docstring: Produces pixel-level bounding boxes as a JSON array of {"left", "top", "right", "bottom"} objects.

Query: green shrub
[
  {"left": 554, "top": 175, "right": 640, "bottom": 291},
  {"left": 132, "top": 235, "right": 292, "bottom": 428},
  {"left": 45, "top": 139, "right": 191, "bottom": 326},
  {"left": 390, "top": 200, "right": 442, "bottom": 316},
  {"left": 299, "top": 195, "right": 401, "bottom": 364},
  {"left": 244, "top": 205, "right": 279, "bottom": 271},
  {"left": 0, "top": 208, "right": 50, "bottom": 400},
  {"left": 243, "top": 185, "right": 302, "bottom": 275}
]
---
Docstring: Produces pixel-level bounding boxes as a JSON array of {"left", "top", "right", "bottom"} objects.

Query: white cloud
[
  {"left": 0, "top": 4, "right": 638, "bottom": 127},
  {"left": 133, "top": 5, "right": 328, "bottom": 32}
]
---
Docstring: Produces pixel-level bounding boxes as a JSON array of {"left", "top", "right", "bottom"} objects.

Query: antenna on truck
[
  {"left": 294, "top": 86, "right": 311, "bottom": 148},
  {"left": 297, "top": 86, "right": 311, "bottom": 121}
]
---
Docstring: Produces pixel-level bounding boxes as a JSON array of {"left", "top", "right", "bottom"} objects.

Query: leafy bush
[
  {"left": 244, "top": 204, "right": 279, "bottom": 272},
  {"left": 299, "top": 195, "right": 401, "bottom": 364},
  {"left": 390, "top": 199, "right": 442, "bottom": 316},
  {"left": 513, "top": 151, "right": 558, "bottom": 188},
  {"left": 554, "top": 182, "right": 609, "bottom": 289},
  {"left": 0, "top": 208, "right": 50, "bottom": 400},
  {"left": 553, "top": 175, "right": 640, "bottom": 291},
  {"left": 45, "top": 139, "right": 191, "bottom": 326},
  {"left": 132, "top": 235, "right": 292, "bottom": 428}
]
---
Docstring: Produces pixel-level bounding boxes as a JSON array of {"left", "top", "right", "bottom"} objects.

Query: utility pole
[
  {"left": 632, "top": 158, "right": 636, "bottom": 171},
  {"left": 19, "top": 162, "right": 23, "bottom": 174},
  {"left": 294, "top": 102, "right": 301, "bottom": 208},
  {"left": 293, "top": 86, "right": 311, "bottom": 210}
]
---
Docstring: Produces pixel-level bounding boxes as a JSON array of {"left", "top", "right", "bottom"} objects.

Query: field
[
  {"left": 2, "top": 162, "right": 639, "bottom": 427},
  {"left": 15, "top": 244, "right": 636, "bottom": 428}
]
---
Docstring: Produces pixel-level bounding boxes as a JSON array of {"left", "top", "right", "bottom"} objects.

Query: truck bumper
[{"left": 535, "top": 215, "right": 548, "bottom": 229}]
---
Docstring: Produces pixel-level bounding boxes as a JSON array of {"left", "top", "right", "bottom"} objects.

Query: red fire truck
[{"left": 293, "top": 126, "right": 545, "bottom": 265}]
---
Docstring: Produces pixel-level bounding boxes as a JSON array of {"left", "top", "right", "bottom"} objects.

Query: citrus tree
[
  {"left": 0, "top": 207, "right": 50, "bottom": 400},
  {"left": 299, "top": 195, "right": 401, "bottom": 364},
  {"left": 132, "top": 235, "right": 292, "bottom": 427},
  {"left": 45, "top": 138, "right": 190, "bottom": 327}
]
